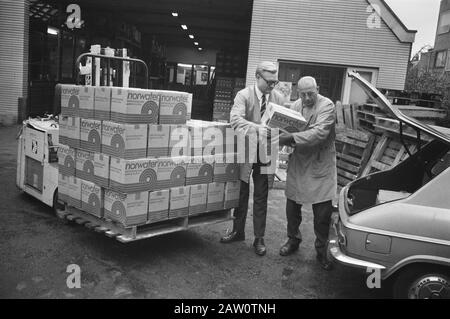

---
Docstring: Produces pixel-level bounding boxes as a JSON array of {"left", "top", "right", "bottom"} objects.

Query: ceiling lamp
[
  {"left": 189, "top": 35, "right": 194, "bottom": 39},
  {"left": 194, "top": 42, "right": 199, "bottom": 46},
  {"left": 181, "top": 25, "right": 188, "bottom": 30},
  {"left": 171, "top": 12, "right": 178, "bottom": 17}
]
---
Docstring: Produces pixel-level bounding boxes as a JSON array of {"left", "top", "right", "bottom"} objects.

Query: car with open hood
[{"left": 328, "top": 71, "right": 450, "bottom": 299}]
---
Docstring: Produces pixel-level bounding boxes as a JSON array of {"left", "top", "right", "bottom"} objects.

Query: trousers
[
  {"left": 286, "top": 198, "right": 333, "bottom": 257},
  {"left": 233, "top": 163, "right": 269, "bottom": 238}
]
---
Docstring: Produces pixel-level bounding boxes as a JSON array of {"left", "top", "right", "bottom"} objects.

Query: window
[
  {"left": 435, "top": 50, "right": 447, "bottom": 68},
  {"left": 446, "top": 50, "right": 450, "bottom": 72},
  {"left": 438, "top": 10, "right": 450, "bottom": 34}
]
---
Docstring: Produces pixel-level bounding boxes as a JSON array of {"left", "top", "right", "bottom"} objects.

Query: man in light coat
[
  {"left": 278, "top": 76, "right": 337, "bottom": 270},
  {"left": 220, "top": 61, "right": 285, "bottom": 256}
]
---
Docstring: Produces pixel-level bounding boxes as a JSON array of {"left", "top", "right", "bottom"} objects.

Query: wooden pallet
[
  {"left": 374, "top": 117, "right": 433, "bottom": 142},
  {"left": 56, "top": 205, "right": 233, "bottom": 243},
  {"left": 361, "top": 133, "right": 416, "bottom": 176},
  {"left": 335, "top": 127, "right": 375, "bottom": 188}
]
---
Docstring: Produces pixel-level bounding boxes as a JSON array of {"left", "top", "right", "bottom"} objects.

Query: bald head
[
  {"left": 298, "top": 76, "right": 317, "bottom": 91},
  {"left": 298, "top": 76, "right": 318, "bottom": 108}
]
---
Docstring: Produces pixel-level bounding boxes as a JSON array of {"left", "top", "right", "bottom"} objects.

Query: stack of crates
[
  {"left": 58, "top": 84, "right": 241, "bottom": 228},
  {"left": 212, "top": 77, "right": 245, "bottom": 122}
]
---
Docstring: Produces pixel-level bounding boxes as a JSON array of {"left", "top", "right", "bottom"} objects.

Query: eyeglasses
[
  {"left": 299, "top": 91, "right": 317, "bottom": 98},
  {"left": 259, "top": 75, "right": 279, "bottom": 87}
]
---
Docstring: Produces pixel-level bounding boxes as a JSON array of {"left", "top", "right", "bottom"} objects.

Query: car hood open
[{"left": 348, "top": 71, "right": 450, "bottom": 145}]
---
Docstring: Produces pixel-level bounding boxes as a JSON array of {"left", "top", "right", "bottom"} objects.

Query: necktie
[{"left": 261, "top": 94, "right": 267, "bottom": 117}]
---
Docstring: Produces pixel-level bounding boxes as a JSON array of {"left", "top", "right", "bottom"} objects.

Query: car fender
[{"left": 383, "top": 255, "right": 450, "bottom": 279}]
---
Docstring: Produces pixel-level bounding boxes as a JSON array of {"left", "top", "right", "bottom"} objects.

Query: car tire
[{"left": 393, "top": 266, "right": 450, "bottom": 299}]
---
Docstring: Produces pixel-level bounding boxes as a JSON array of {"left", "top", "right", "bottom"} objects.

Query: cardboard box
[
  {"left": 156, "top": 157, "right": 187, "bottom": 190},
  {"left": 168, "top": 125, "right": 190, "bottom": 157},
  {"left": 61, "top": 85, "right": 95, "bottom": 118},
  {"left": 213, "top": 154, "right": 240, "bottom": 183},
  {"left": 101, "top": 121, "right": 147, "bottom": 159},
  {"left": 159, "top": 91, "right": 191, "bottom": 124},
  {"left": 189, "top": 184, "right": 208, "bottom": 215},
  {"left": 202, "top": 121, "right": 237, "bottom": 156},
  {"left": 261, "top": 102, "right": 307, "bottom": 133},
  {"left": 377, "top": 190, "right": 411, "bottom": 204},
  {"left": 104, "top": 189, "right": 148, "bottom": 227},
  {"left": 169, "top": 185, "right": 190, "bottom": 219},
  {"left": 147, "top": 124, "right": 170, "bottom": 158},
  {"left": 148, "top": 189, "right": 169, "bottom": 223},
  {"left": 109, "top": 157, "right": 158, "bottom": 193},
  {"left": 58, "top": 174, "right": 81, "bottom": 209},
  {"left": 93, "top": 153, "right": 110, "bottom": 188},
  {"left": 80, "top": 119, "right": 102, "bottom": 152},
  {"left": 81, "top": 180, "right": 103, "bottom": 218},
  {"left": 75, "top": 150, "right": 95, "bottom": 182},
  {"left": 186, "top": 122, "right": 204, "bottom": 157},
  {"left": 224, "top": 181, "right": 240, "bottom": 209},
  {"left": 59, "top": 116, "right": 80, "bottom": 149},
  {"left": 57, "top": 144, "right": 76, "bottom": 176},
  {"left": 207, "top": 182, "right": 225, "bottom": 212},
  {"left": 111, "top": 87, "right": 160, "bottom": 124},
  {"left": 186, "top": 156, "right": 214, "bottom": 185},
  {"left": 77, "top": 86, "right": 95, "bottom": 119},
  {"left": 94, "top": 86, "right": 112, "bottom": 120}
]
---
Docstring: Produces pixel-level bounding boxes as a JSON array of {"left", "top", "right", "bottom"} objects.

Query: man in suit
[
  {"left": 278, "top": 76, "right": 337, "bottom": 270},
  {"left": 220, "top": 61, "right": 286, "bottom": 256}
]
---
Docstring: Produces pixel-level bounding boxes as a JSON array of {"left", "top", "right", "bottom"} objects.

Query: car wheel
[{"left": 393, "top": 266, "right": 450, "bottom": 299}]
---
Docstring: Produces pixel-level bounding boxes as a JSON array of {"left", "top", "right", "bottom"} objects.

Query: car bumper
[{"left": 329, "top": 215, "right": 386, "bottom": 271}]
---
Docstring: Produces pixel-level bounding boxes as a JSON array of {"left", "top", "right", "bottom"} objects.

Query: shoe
[
  {"left": 316, "top": 253, "right": 334, "bottom": 271},
  {"left": 279, "top": 238, "right": 301, "bottom": 256},
  {"left": 220, "top": 231, "right": 245, "bottom": 244},
  {"left": 253, "top": 238, "right": 266, "bottom": 256}
]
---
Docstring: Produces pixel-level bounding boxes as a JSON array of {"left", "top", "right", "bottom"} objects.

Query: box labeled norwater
[
  {"left": 94, "top": 86, "right": 112, "bottom": 120},
  {"left": 169, "top": 186, "right": 190, "bottom": 219},
  {"left": 168, "top": 125, "right": 190, "bottom": 157},
  {"left": 159, "top": 91, "right": 191, "bottom": 124},
  {"left": 109, "top": 157, "right": 158, "bottom": 193},
  {"left": 213, "top": 154, "right": 240, "bottom": 183},
  {"left": 104, "top": 189, "right": 148, "bottom": 227},
  {"left": 58, "top": 174, "right": 81, "bottom": 209},
  {"left": 148, "top": 189, "right": 169, "bottom": 223},
  {"left": 186, "top": 156, "right": 214, "bottom": 185},
  {"left": 147, "top": 124, "right": 170, "bottom": 157},
  {"left": 261, "top": 102, "right": 307, "bottom": 133},
  {"left": 80, "top": 119, "right": 102, "bottom": 152},
  {"left": 101, "top": 121, "right": 147, "bottom": 159},
  {"left": 59, "top": 116, "right": 80, "bottom": 148},
  {"left": 155, "top": 157, "right": 187, "bottom": 190},
  {"left": 77, "top": 86, "right": 95, "bottom": 118},
  {"left": 60, "top": 85, "right": 80, "bottom": 117},
  {"left": 75, "top": 150, "right": 95, "bottom": 182},
  {"left": 81, "top": 180, "right": 103, "bottom": 218},
  {"left": 188, "top": 184, "right": 208, "bottom": 215},
  {"left": 93, "top": 153, "right": 109, "bottom": 188},
  {"left": 111, "top": 87, "right": 160, "bottom": 124},
  {"left": 224, "top": 181, "right": 240, "bottom": 209},
  {"left": 57, "top": 144, "right": 75, "bottom": 176},
  {"left": 207, "top": 182, "right": 225, "bottom": 212}
]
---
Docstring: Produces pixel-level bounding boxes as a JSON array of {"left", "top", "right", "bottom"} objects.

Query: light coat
[
  {"left": 285, "top": 94, "right": 337, "bottom": 204},
  {"left": 230, "top": 85, "right": 286, "bottom": 183}
]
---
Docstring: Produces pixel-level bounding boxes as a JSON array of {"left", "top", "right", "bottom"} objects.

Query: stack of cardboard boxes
[{"left": 58, "top": 84, "right": 240, "bottom": 228}]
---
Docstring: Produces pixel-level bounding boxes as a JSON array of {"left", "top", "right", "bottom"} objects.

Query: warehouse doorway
[{"left": 26, "top": 0, "right": 253, "bottom": 120}]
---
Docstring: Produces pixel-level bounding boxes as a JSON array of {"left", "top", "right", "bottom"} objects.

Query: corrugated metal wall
[
  {"left": 0, "top": 0, "right": 29, "bottom": 125},
  {"left": 246, "top": 0, "right": 412, "bottom": 91}
]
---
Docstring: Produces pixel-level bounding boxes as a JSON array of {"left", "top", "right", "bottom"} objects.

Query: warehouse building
[{"left": 0, "top": 0, "right": 415, "bottom": 125}]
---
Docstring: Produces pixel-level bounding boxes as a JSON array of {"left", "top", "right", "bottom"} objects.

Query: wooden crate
[
  {"left": 336, "top": 127, "right": 375, "bottom": 189},
  {"left": 361, "top": 133, "right": 416, "bottom": 176}
]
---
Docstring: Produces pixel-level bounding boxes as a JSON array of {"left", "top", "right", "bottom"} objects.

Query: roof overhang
[{"left": 367, "top": 0, "right": 417, "bottom": 43}]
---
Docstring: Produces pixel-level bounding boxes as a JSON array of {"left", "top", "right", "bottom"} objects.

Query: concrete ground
[{"left": 0, "top": 124, "right": 390, "bottom": 299}]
